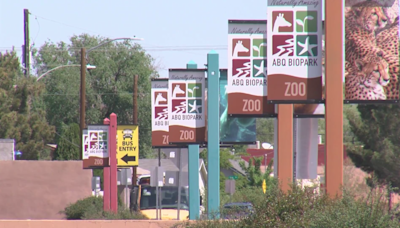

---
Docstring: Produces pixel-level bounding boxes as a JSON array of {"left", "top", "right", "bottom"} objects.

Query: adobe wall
[{"left": 0, "top": 161, "right": 92, "bottom": 219}]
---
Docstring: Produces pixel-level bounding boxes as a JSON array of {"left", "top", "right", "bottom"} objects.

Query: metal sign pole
[
  {"left": 159, "top": 185, "right": 162, "bottom": 220},
  {"left": 125, "top": 172, "right": 129, "bottom": 209},
  {"left": 156, "top": 167, "right": 159, "bottom": 220},
  {"left": 177, "top": 148, "right": 182, "bottom": 220}
]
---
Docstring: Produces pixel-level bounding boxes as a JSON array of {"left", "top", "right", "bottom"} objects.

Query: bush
[
  {"left": 178, "top": 183, "right": 400, "bottom": 228},
  {"left": 62, "top": 196, "right": 148, "bottom": 220},
  {"left": 83, "top": 208, "right": 148, "bottom": 220},
  {"left": 62, "top": 196, "right": 103, "bottom": 219}
]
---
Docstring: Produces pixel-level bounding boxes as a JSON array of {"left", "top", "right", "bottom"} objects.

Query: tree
[
  {"left": 317, "top": 104, "right": 360, "bottom": 144},
  {"left": 239, "top": 156, "right": 274, "bottom": 188},
  {"left": 256, "top": 119, "right": 274, "bottom": 144},
  {"left": 200, "top": 148, "right": 246, "bottom": 190},
  {"left": 53, "top": 123, "right": 80, "bottom": 160},
  {"left": 0, "top": 51, "right": 55, "bottom": 159},
  {"left": 200, "top": 148, "right": 234, "bottom": 170},
  {"left": 347, "top": 104, "right": 400, "bottom": 191},
  {"left": 33, "top": 34, "right": 159, "bottom": 158}
]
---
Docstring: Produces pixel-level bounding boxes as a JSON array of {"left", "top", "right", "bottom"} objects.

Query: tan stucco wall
[
  {"left": 0, "top": 161, "right": 92, "bottom": 219},
  {"left": 0, "top": 220, "right": 183, "bottom": 228}
]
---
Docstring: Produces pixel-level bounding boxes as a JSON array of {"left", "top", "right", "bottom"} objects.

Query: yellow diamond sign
[
  {"left": 262, "top": 179, "right": 267, "bottom": 194},
  {"left": 117, "top": 125, "right": 139, "bottom": 167}
]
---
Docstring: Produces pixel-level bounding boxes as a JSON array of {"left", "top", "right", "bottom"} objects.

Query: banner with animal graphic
[
  {"left": 344, "top": 0, "right": 399, "bottom": 103},
  {"left": 82, "top": 125, "right": 109, "bottom": 169},
  {"left": 227, "top": 20, "right": 276, "bottom": 117},
  {"left": 219, "top": 69, "right": 256, "bottom": 143},
  {"left": 267, "top": 0, "right": 323, "bottom": 103},
  {"left": 151, "top": 79, "right": 178, "bottom": 148},
  {"left": 168, "top": 69, "right": 206, "bottom": 144}
]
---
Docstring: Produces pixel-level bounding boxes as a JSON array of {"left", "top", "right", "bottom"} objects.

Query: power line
[
  {"left": 41, "top": 93, "right": 149, "bottom": 96},
  {"left": 0, "top": 45, "right": 228, "bottom": 52},
  {"left": 30, "top": 13, "right": 104, "bottom": 35},
  {"left": 54, "top": 131, "right": 80, "bottom": 148}
]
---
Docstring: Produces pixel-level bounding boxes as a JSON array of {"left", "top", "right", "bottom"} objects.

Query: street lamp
[
  {"left": 36, "top": 64, "right": 96, "bottom": 81},
  {"left": 80, "top": 36, "right": 143, "bottom": 159},
  {"left": 85, "top": 37, "right": 144, "bottom": 59}
]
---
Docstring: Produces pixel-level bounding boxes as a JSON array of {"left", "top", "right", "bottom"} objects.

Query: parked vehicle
[
  {"left": 221, "top": 202, "right": 254, "bottom": 220},
  {"left": 130, "top": 174, "right": 203, "bottom": 220}
]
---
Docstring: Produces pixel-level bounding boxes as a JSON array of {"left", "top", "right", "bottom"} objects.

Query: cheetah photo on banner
[{"left": 344, "top": 0, "right": 399, "bottom": 102}]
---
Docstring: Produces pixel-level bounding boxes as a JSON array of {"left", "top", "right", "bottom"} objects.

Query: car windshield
[{"left": 140, "top": 186, "right": 189, "bottom": 210}]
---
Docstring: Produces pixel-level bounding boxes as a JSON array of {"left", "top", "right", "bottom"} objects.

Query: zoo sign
[
  {"left": 267, "top": 0, "right": 323, "bottom": 103},
  {"left": 168, "top": 69, "right": 206, "bottom": 144},
  {"left": 227, "top": 20, "right": 275, "bottom": 116},
  {"left": 151, "top": 79, "right": 177, "bottom": 147},
  {"left": 82, "top": 125, "right": 110, "bottom": 169}
]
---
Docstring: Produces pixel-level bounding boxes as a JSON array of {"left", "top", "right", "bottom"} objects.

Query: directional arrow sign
[
  {"left": 121, "top": 154, "right": 136, "bottom": 164},
  {"left": 117, "top": 125, "right": 139, "bottom": 167}
]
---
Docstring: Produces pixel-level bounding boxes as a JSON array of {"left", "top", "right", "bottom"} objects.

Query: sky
[{"left": 0, "top": 0, "right": 277, "bottom": 78}]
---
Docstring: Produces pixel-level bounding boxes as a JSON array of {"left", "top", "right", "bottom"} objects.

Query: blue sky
[{"left": 1, "top": 0, "right": 279, "bottom": 77}]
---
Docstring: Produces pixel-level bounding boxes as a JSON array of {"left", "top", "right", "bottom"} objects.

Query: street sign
[
  {"left": 225, "top": 180, "right": 236, "bottom": 195},
  {"left": 228, "top": 175, "right": 238, "bottom": 180},
  {"left": 168, "top": 69, "right": 206, "bottom": 144},
  {"left": 227, "top": 20, "right": 276, "bottom": 116},
  {"left": 117, "top": 125, "right": 139, "bottom": 167},
  {"left": 82, "top": 125, "right": 110, "bottom": 169},
  {"left": 267, "top": 0, "right": 323, "bottom": 103},
  {"left": 262, "top": 179, "right": 267, "bottom": 194}
]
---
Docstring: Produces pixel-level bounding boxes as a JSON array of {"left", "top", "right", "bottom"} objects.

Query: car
[{"left": 222, "top": 202, "right": 254, "bottom": 220}]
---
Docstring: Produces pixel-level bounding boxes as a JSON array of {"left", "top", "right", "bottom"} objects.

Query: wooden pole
[
  {"left": 23, "top": 9, "right": 30, "bottom": 77},
  {"left": 80, "top": 48, "right": 86, "bottom": 160},
  {"left": 132, "top": 75, "right": 138, "bottom": 186}
]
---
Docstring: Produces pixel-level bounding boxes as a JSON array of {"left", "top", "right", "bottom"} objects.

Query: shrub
[
  {"left": 62, "top": 196, "right": 148, "bottom": 220},
  {"left": 177, "top": 182, "right": 400, "bottom": 228},
  {"left": 62, "top": 196, "right": 103, "bottom": 219},
  {"left": 83, "top": 208, "right": 148, "bottom": 220}
]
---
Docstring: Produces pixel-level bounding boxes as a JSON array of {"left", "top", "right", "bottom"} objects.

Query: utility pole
[
  {"left": 80, "top": 47, "right": 86, "bottom": 160},
  {"left": 23, "top": 9, "right": 30, "bottom": 77},
  {"left": 132, "top": 75, "right": 138, "bottom": 186}
]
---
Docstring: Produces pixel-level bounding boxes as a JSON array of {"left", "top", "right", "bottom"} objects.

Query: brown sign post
[
  {"left": 325, "top": 0, "right": 344, "bottom": 197},
  {"left": 277, "top": 104, "right": 293, "bottom": 192}
]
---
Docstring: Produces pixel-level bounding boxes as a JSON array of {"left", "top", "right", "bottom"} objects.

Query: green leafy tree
[
  {"left": 239, "top": 156, "right": 274, "bottom": 188},
  {"left": 53, "top": 123, "right": 80, "bottom": 160},
  {"left": 347, "top": 104, "right": 400, "bottom": 191},
  {"left": 315, "top": 103, "right": 360, "bottom": 144},
  {"left": 200, "top": 148, "right": 235, "bottom": 170},
  {"left": 256, "top": 119, "right": 274, "bottom": 144},
  {"left": 0, "top": 51, "right": 55, "bottom": 159},
  {"left": 32, "top": 34, "right": 158, "bottom": 158},
  {"left": 200, "top": 148, "right": 246, "bottom": 190}
]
